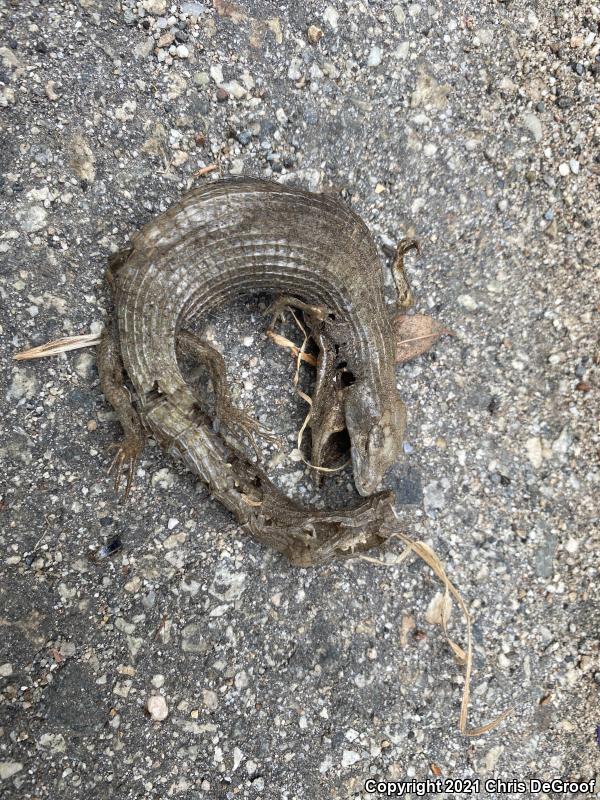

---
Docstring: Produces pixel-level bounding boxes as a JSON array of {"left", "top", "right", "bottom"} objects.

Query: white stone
[
  {"left": 209, "top": 603, "right": 230, "bottom": 617},
  {"left": 233, "top": 747, "right": 244, "bottom": 771},
  {"left": 7, "top": 370, "right": 38, "bottom": 401},
  {"left": 210, "top": 64, "right": 223, "bottom": 84},
  {"left": 16, "top": 205, "right": 47, "bottom": 233},
  {"left": 181, "top": 2, "right": 204, "bottom": 15},
  {"left": 309, "top": 62, "right": 323, "bottom": 80},
  {"left": 341, "top": 750, "right": 361, "bottom": 767},
  {"left": 221, "top": 80, "right": 246, "bottom": 99},
  {"left": 203, "top": 689, "right": 219, "bottom": 710},
  {"left": 425, "top": 591, "right": 452, "bottom": 625},
  {"left": 234, "top": 670, "right": 248, "bottom": 689},
  {"left": 323, "top": 6, "right": 339, "bottom": 29},
  {"left": 552, "top": 426, "right": 572, "bottom": 455},
  {"left": 558, "top": 162, "right": 570, "bottom": 177},
  {"left": 525, "top": 437, "right": 543, "bottom": 469},
  {"left": 392, "top": 5, "right": 405, "bottom": 24},
  {"left": 522, "top": 112, "right": 543, "bottom": 143},
  {"left": 39, "top": 733, "right": 66, "bottom": 753},
  {"left": 0, "top": 762, "right": 23, "bottom": 780},
  {"left": 319, "top": 755, "right": 333, "bottom": 773},
  {"left": 288, "top": 58, "right": 302, "bottom": 81},
  {"left": 142, "top": 0, "right": 167, "bottom": 14},
  {"left": 147, "top": 694, "right": 168, "bottom": 721},
  {"left": 457, "top": 294, "right": 478, "bottom": 310},
  {"left": 476, "top": 28, "right": 493, "bottom": 44},
  {"left": 115, "top": 99, "right": 137, "bottom": 122},
  {"left": 175, "top": 44, "right": 189, "bottom": 59},
  {"left": 394, "top": 41, "right": 409, "bottom": 59},
  {"left": 367, "top": 46, "right": 382, "bottom": 67}
]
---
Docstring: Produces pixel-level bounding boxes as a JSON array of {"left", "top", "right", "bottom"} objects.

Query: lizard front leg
[
  {"left": 176, "top": 329, "right": 278, "bottom": 458},
  {"left": 98, "top": 320, "right": 146, "bottom": 499},
  {"left": 391, "top": 238, "right": 420, "bottom": 309},
  {"left": 265, "top": 295, "right": 331, "bottom": 329}
]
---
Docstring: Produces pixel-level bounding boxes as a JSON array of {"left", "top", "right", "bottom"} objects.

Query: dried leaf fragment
[{"left": 393, "top": 313, "right": 453, "bottom": 364}]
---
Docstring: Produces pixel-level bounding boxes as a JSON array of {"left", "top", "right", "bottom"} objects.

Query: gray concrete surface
[{"left": 1, "top": 1, "right": 599, "bottom": 798}]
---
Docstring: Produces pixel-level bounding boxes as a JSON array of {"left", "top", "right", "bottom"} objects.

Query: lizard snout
[{"left": 349, "top": 399, "right": 407, "bottom": 497}]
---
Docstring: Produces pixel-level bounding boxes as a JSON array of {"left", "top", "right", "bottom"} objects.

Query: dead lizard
[{"left": 99, "top": 178, "right": 417, "bottom": 565}]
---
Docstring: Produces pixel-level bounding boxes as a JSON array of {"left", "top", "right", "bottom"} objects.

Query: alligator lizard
[{"left": 99, "top": 178, "right": 416, "bottom": 566}]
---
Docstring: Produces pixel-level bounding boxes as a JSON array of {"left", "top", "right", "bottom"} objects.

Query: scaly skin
[{"left": 99, "top": 178, "right": 408, "bottom": 565}]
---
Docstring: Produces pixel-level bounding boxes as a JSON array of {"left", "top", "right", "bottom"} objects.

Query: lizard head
[{"left": 343, "top": 382, "right": 406, "bottom": 496}]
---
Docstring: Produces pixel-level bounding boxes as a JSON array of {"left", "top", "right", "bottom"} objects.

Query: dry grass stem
[
  {"left": 265, "top": 331, "right": 318, "bottom": 365},
  {"left": 14, "top": 333, "right": 102, "bottom": 361},
  {"left": 360, "top": 527, "right": 513, "bottom": 736}
]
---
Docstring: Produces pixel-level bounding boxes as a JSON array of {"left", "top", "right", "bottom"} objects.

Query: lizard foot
[
  {"left": 107, "top": 439, "right": 142, "bottom": 500},
  {"left": 214, "top": 399, "right": 279, "bottom": 459},
  {"left": 265, "top": 295, "right": 330, "bottom": 330}
]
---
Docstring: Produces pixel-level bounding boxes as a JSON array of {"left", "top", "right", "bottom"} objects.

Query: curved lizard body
[{"left": 100, "top": 178, "right": 408, "bottom": 564}]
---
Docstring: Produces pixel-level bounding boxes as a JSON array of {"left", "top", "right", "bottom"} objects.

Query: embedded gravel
[{"left": 1, "top": 1, "right": 599, "bottom": 799}]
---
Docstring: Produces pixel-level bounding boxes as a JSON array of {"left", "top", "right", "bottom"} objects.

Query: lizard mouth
[
  {"left": 354, "top": 473, "right": 381, "bottom": 497},
  {"left": 350, "top": 445, "right": 383, "bottom": 497}
]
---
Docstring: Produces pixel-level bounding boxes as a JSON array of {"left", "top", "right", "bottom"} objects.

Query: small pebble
[
  {"left": 0, "top": 763, "right": 23, "bottom": 780},
  {"left": 307, "top": 25, "right": 323, "bottom": 44},
  {"left": 525, "top": 437, "right": 543, "bottom": 469},
  {"left": 457, "top": 294, "right": 478, "bottom": 310},
  {"left": 288, "top": 58, "right": 302, "bottom": 81},
  {"left": 342, "top": 750, "right": 361, "bottom": 767},
  {"left": 146, "top": 694, "right": 169, "bottom": 721},
  {"left": 367, "top": 46, "right": 382, "bottom": 67}
]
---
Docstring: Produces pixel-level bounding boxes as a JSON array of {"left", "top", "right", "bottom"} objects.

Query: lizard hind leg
[
  {"left": 176, "top": 329, "right": 279, "bottom": 459},
  {"left": 98, "top": 322, "right": 146, "bottom": 500}
]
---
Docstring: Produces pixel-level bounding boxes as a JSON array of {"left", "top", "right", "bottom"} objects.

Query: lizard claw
[{"left": 107, "top": 441, "right": 139, "bottom": 500}]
